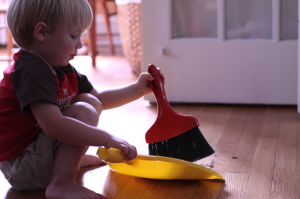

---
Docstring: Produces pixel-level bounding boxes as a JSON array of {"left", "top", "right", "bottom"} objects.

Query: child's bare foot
[
  {"left": 80, "top": 154, "right": 106, "bottom": 168},
  {"left": 46, "top": 178, "right": 108, "bottom": 199}
]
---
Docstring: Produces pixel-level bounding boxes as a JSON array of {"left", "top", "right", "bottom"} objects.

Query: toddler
[{"left": 0, "top": 0, "right": 163, "bottom": 198}]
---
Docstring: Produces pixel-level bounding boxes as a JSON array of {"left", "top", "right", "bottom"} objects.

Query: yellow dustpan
[{"left": 97, "top": 147, "right": 224, "bottom": 181}]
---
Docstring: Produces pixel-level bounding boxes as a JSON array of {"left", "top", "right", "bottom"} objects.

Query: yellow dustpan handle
[{"left": 97, "top": 147, "right": 124, "bottom": 163}]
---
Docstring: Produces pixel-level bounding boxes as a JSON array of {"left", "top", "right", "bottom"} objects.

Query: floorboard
[
  {"left": 219, "top": 173, "right": 249, "bottom": 199},
  {"left": 244, "top": 138, "right": 277, "bottom": 199},
  {"left": 213, "top": 106, "right": 250, "bottom": 175},
  {"left": 270, "top": 109, "right": 298, "bottom": 199},
  {"left": 228, "top": 107, "right": 265, "bottom": 173}
]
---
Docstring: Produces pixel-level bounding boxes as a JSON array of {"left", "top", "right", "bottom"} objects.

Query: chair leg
[
  {"left": 101, "top": 0, "right": 115, "bottom": 55},
  {"left": 6, "top": 29, "right": 13, "bottom": 65},
  {"left": 87, "top": 0, "right": 97, "bottom": 67},
  {"left": 7, "top": 29, "right": 12, "bottom": 57}
]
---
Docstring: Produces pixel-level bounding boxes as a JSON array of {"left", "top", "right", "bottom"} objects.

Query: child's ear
[{"left": 34, "top": 22, "right": 47, "bottom": 42}]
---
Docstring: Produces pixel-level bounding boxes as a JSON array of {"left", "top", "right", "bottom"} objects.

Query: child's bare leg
[
  {"left": 46, "top": 143, "right": 107, "bottom": 199},
  {"left": 71, "top": 93, "right": 106, "bottom": 168},
  {"left": 46, "top": 99, "right": 107, "bottom": 199}
]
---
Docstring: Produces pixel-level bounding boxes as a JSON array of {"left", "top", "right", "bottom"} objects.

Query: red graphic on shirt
[{"left": 55, "top": 73, "right": 78, "bottom": 106}]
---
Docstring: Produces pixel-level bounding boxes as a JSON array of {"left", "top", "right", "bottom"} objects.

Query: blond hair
[{"left": 7, "top": 0, "right": 93, "bottom": 48}]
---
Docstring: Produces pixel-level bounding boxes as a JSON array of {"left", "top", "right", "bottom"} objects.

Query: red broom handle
[{"left": 147, "top": 64, "right": 176, "bottom": 116}]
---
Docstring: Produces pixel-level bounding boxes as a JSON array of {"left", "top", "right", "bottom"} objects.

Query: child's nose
[{"left": 77, "top": 39, "right": 83, "bottom": 49}]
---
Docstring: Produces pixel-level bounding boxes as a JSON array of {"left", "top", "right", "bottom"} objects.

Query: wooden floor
[{"left": 0, "top": 48, "right": 299, "bottom": 198}]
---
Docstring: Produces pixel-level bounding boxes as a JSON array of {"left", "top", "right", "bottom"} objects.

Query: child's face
[{"left": 41, "top": 25, "right": 83, "bottom": 67}]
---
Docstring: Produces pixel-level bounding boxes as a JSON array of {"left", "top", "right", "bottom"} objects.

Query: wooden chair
[
  {"left": 0, "top": 2, "right": 13, "bottom": 62},
  {"left": 87, "top": 0, "right": 117, "bottom": 67}
]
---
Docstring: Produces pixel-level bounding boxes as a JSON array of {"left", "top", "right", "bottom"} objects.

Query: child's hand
[
  {"left": 104, "top": 135, "right": 137, "bottom": 161},
  {"left": 136, "top": 68, "right": 165, "bottom": 95}
]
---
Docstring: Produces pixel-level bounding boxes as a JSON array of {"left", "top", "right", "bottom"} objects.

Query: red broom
[{"left": 146, "top": 64, "right": 215, "bottom": 162}]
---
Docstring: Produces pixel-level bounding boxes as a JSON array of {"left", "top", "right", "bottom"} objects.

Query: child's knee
[
  {"left": 71, "top": 93, "right": 102, "bottom": 116},
  {"left": 63, "top": 102, "right": 99, "bottom": 126}
]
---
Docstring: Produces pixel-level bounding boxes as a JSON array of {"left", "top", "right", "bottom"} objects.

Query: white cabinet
[{"left": 142, "top": 0, "right": 298, "bottom": 105}]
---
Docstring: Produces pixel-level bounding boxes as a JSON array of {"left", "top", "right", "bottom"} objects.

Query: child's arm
[
  {"left": 30, "top": 101, "right": 136, "bottom": 160},
  {"left": 90, "top": 71, "right": 164, "bottom": 110}
]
